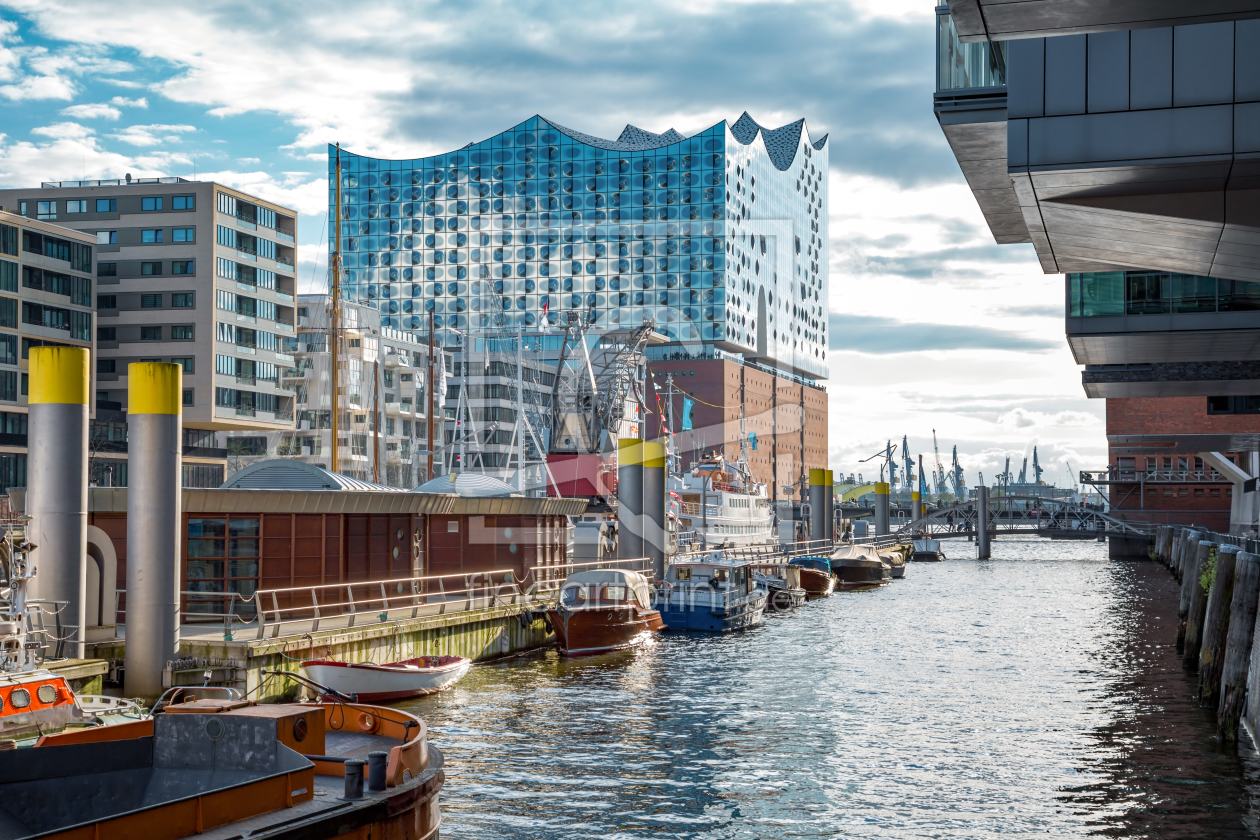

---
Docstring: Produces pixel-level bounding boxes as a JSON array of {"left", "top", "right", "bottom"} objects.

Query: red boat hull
[
  {"left": 547, "top": 605, "right": 664, "bottom": 656},
  {"left": 797, "top": 567, "right": 835, "bottom": 599}
]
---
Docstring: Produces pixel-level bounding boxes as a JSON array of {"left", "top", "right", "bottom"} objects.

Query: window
[
  {"left": 172, "top": 261, "right": 194, "bottom": 275},
  {"left": 140, "top": 326, "right": 162, "bottom": 341},
  {"left": 0, "top": 370, "right": 15, "bottom": 402},
  {"left": 97, "top": 327, "right": 116, "bottom": 341},
  {"left": 97, "top": 231, "right": 117, "bottom": 245},
  {"left": 36, "top": 201, "right": 56, "bottom": 220},
  {"left": 173, "top": 357, "right": 194, "bottom": 373},
  {"left": 173, "top": 195, "right": 195, "bottom": 211},
  {"left": 66, "top": 200, "right": 86, "bottom": 214},
  {"left": 97, "top": 295, "right": 117, "bottom": 309},
  {"left": 141, "top": 197, "right": 163, "bottom": 211},
  {"left": 141, "top": 230, "right": 163, "bottom": 243},
  {"left": 98, "top": 262, "right": 117, "bottom": 277},
  {"left": 98, "top": 359, "right": 116, "bottom": 373},
  {"left": 141, "top": 262, "right": 162, "bottom": 276},
  {"left": 172, "top": 325, "right": 194, "bottom": 340},
  {"left": 0, "top": 224, "right": 14, "bottom": 257},
  {"left": 0, "top": 335, "right": 15, "bottom": 366},
  {"left": 182, "top": 388, "right": 194, "bottom": 406},
  {"left": 185, "top": 516, "right": 259, "bottom": 617},
  {"left": 172, "top": 293, "right": 194, "bottom": 308},
  {"left": 0, "top": 260, "right": 14, "bottom": 293},
  {"left": 172, "top": 228, "right": 194, "bottom": 242},
  {"left": 141, "top": 294, "right": 162, "bottom": 308},
  {"left": 95, "top": 199, "right": 116, "bottom": 213}
]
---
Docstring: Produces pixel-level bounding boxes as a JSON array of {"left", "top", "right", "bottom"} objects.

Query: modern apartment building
[
  {"left": 0, "top": 178, "right": 299, "bottom": 488},
  {"left": 221, "top": 295, "right": 435, "bottom": 488},
  {"left": 0, "top": 208, "right": 96, "bottom": 492},
  {"left": 934, "top": 1, "right": 1260, "bottom": 533}
]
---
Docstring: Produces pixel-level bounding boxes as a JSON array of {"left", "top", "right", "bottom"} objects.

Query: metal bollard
[
  {"left": 367, "top": 751, "right": 388, "bottom": 792},
  {"left": 344, "top": 759, "right": 366, "bottom": 800}
]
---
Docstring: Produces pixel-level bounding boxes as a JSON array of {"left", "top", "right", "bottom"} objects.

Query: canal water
[{"left": 401, "top": 537, "right": 1260, "bottom": 838}]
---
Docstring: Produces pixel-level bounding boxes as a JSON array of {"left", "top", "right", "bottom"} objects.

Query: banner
[
  {"left": 681, "top": 396, "right": 694, "bottom": 431},
  {"left": 748, "top": 432, "right": 757, "bottom": 450}
]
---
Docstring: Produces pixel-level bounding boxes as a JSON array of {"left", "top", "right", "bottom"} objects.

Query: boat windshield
[{"left": 562, "top": 584, "right": 631, "bottom": 605}]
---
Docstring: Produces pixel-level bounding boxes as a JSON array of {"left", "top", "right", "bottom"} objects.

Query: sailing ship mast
[{"left": 329, "top": 145, "right": 344, "bottom": 476}]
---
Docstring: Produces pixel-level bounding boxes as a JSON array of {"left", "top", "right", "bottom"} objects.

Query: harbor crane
[
  {"left": 886, "top": 439, "right": 897, "bottom": 487},
  {"left": 902, "top": 435, "right": 915, "bottom": 493},
  {"left": 950, "top": 445, "right": 966, "bottom": 498},
  {"left": 932, "top": 429, "right": 947, "bottom": 501},
  {"left": 1018, "top": 457, "right": 1028, "bottom": 484},
  {"left": 1032, "top": 446, "right": 1044, "bottom": 485}
]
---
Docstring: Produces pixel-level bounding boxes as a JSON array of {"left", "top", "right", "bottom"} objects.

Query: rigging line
[{"left": 311, "top": 212, "right": 329, "bottom": 293}]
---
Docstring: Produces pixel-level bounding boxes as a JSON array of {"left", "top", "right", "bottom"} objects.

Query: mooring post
[
  {"left": 871, "top": 480, "right": 889, "bottom": 538},
  {"left": 1170, "top": 530, "right": 1183, "bottom": 579},
  {"left": 1176, "top": 533, "right": 1202, "bottom": 652},
  {"left": 1199, "top": 543, "right": 1240, "bottom": 705},
  {"left": 1218, "top": 550, "right": 1260, "bottom": 741},
  {"left": 1183, "top": 540, "right": 1217, "bottom": 670},
  {"left": 977, "top": 486, "right": 991, "bottom": 560},
  {"left": 617, "top": 438, "right": 643, "bottom": 558}
]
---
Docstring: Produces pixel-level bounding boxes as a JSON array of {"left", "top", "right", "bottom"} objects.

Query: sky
[{"left": 0, "top": 0, "right": 1107, "bottom": 490}]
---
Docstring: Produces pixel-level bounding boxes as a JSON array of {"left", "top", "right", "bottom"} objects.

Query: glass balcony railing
[
  {"left": 937, "top": 10, "right": 1006, "bottom": 91},
  {"left": 1068, "top": 272, "right": 1260, "bottom": 317}
]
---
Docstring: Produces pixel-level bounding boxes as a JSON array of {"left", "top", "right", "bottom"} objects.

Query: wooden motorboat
[
  {"left": 24, "top": 697, "right": 443, "bottom": 839},
  {"left": 830, "top": 545, "right": 892, "bottom": 591},
  {"left": 911, "top": 538, "right": 946, "bottom": 561},
  {"left": 302, "top": 655, "right": 472, "bottom": 702},
  {"left": 547, "top": 568, "right": 664, "bottom": 656},
  {"left": 788, "top": 556, "right": 836, "bottom": 599},
  {"left": 753, "top": 564, "right": 808, "bottom": 610}
]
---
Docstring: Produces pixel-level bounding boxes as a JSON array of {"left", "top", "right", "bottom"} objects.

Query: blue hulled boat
[{"left": 657, "top": 554, "right": 768, "bottom": 632}]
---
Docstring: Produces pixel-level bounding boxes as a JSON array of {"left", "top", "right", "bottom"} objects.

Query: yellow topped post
[
  {"left": 617, "top": 437, "right": 644, "bottom": 559},
  {"left": 874, "top": 481, "right": 890, "bottom": 536},
  {"left": 808, "top": 468, "right": 827, "bottom": 543},
  {"left": 125, "top": 362, "right": 184, "bottom": 699},
  {"left": 27, "top": 346, "right": 91, "bottom": 659},
  {"left": 642, "top": 441, "right": 667, "bottom": 578}
]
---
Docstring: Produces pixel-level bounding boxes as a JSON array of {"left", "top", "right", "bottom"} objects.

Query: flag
[
  {"left": 748, "top": 432, "right": 757, "bottom": 450},
  {"left": 437, "top": 356, "right": 448, "bottom": 409},
  {"left": 681, "top": 396, "right": 694, "bottom": 431}
]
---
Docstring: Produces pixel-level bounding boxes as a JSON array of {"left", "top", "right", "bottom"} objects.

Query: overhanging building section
[
  {"left": 947, "top": 1, "right": 1260, "bottom": 43},
  {"left": 1006, "top": 21, "right": 1260, "bottom": 280}
]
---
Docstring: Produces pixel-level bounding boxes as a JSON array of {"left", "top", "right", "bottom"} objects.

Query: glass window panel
[
  {"left": 1170, "top": 274, "right": 1217, "bottom": 312},
  {"left": 1078, "top": 272, "right": 1124, "bottom": 317},
  {"left": 186, "top": 560, "right": 224, "bottom": 581},
  {"left": 1125, "top": 273, "right": 1169, "bottom": 315},
  {"left": 229, "top": 538, "right": 259, "bottom": 558},
  {"left": 229, "top": 560, "right": 259, "bottom": 579},
  {"left": 229, "top": 518, "right": 260, "bottom": 537},
  {"left": 1219, "top": 279, "right": 1260, "bottom": 311},
  {"left": 188, "top": 518, "right": 225, "bottom": 538},
  {"left": 187, "top": 539, "right": 223, "bottom": 559}
]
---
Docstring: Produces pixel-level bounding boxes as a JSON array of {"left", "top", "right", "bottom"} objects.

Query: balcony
[
  {"left": 276, "top": 320, "right": 294, "bottom": 332},
  {"left": 235, "top": 373, "right": 256, "bottom": 386},
  {"left": 276, "top": 230, "right": 295, "bottom": 243},
  {"left": 235, "top": 406, "right": 256, "bottom": 417},
  {"left": 236, "top": 251, "right": 257, "bottom": 262}
]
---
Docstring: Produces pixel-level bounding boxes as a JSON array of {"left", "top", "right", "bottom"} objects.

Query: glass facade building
[{"left": 327, "top": 113, "right": 829, "bottom": 379}]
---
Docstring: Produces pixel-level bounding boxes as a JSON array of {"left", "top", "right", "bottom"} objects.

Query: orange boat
[
  {"left": 19, "top": 696, "right": 444, "bottom": 840},
  {"left": 788, "top": 557, "right": 836, "bottom": 599},
  {"left": 547, "top": 569, "right": 664, "bottom": 656}
]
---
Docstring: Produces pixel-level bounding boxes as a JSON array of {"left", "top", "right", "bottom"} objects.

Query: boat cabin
[
  {"left": 559, "top": 569, "right": 653, "bottom": 610},
  {"left": 664, "top": 558, "right": 758, "bottom": 596}
]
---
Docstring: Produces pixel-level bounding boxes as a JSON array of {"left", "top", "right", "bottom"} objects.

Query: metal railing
[{"left": 1081, "top": 467, "right": 1231, "bottom": 485}]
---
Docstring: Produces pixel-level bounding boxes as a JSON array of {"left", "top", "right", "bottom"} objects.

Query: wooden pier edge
[
  {"left": 1199, "top": 545, "right": 1239, "bottom": 705},
  {"left": 1219, "top": 550, "right": 1260, "bottom": 742}
]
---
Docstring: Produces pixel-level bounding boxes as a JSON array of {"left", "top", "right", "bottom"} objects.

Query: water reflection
[{"left": 401, "top": 538, "right": 1260, "bottom": 838}]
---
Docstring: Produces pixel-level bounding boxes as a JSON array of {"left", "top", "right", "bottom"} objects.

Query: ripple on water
[{"left": 398, "top": 538, "right": 1260, "bottom": 839}]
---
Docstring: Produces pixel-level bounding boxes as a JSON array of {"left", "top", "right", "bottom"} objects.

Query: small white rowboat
[{"left": 301, "top": 656, "right": 472, "bottom": 702}]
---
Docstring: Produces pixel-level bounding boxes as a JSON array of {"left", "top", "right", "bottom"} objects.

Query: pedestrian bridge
[{"left": 893, "top": 495, "right": 1148, "bottom": 540}]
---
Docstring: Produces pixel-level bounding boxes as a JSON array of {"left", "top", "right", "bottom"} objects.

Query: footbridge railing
[{"left": 892, "top": 495, "right": 1151, "bottom": 540}]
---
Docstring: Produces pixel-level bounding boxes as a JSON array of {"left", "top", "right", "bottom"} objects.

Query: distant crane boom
[
  {"left": 932, "top": 429, "right": 946, "bottom": 500},
  {"left": 1032, "top": 446, "right": 1044, "bottom": 485},
  {"left": 902, "top": 435, "right": 914, "bottom": 492}
]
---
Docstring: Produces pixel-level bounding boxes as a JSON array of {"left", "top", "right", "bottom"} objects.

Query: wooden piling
[
  {"left": 1219, "top": 550, "right": 1260, "bottom": 742},
  {"left": 1177, "top": 535, "right": 1203, "bottom": 653},
  {"left": 1199, "top": 543, "right": 1240, "bottom": 705},
  {"left": 1157, "top": 527, "right": 1171, "bottom": 564},
  {"left": 1171, "top": 532, "right": 1183, "bottom": 579},
  {"left": 1183, "top": 541, "right": 1216, "bottom": 669}
]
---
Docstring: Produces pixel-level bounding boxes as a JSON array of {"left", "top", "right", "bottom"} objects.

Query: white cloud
[
  {"left": 108, "top": 123, "right": 197, "bottom": 146},
  {"left": 30, "top": 120, "right": 93, "bottom": 139},
  {"left": 236, "top": 156, "right": 259, "bottom": 164},
  {"left": 109, "top": 95, "right": 146, "bottom": 107},
  {"left": 0, "top": 72, "right": 75, "bottom": 100},
  {"left": 60, "top": 102, "right": 120, "bottom": 119}
]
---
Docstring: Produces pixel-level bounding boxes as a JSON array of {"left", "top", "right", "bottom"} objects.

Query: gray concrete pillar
[
  {"left": 617, "top": 438, "right": 643, "bottom": 559},
  {"left": 977, "top": 486, "right": 991, "bottom": 559},
  {"left": 27, "top": 347, "right": 90, "bottom": 660},
  {"left": 642, "top": 440, "right": 666, "bottom": 580},
  {"left": 809, "top": 469, "right": 826, "bottom": 542},
  {"left": 124, "top": 363, "right": 183, "bottom": 699},
  {"left": 824, "top": 470, "right": 834, "bottom": 542}
]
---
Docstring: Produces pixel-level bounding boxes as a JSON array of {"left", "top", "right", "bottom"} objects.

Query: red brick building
[
  {"left": 644, "top": 358, "right": 828, "bottom": 503},
  {"left": 1103, "top": 396, "right": 1260, "bottom": 531}
]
